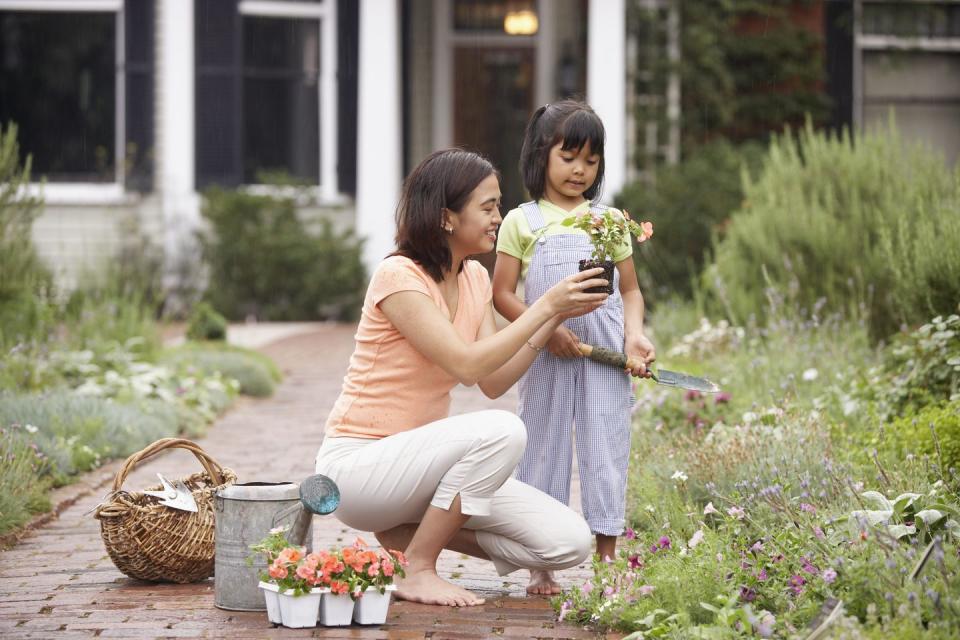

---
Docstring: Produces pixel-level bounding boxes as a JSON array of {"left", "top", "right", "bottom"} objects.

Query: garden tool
[
  {"left": 577, "top": 343, "right": 721, "bottom": 393},
  {"left": 270, "top": 473, "right": 340, "bottom": 546},
  {"left": 143, "top": 472, "right": 199, "bottom": 512}
]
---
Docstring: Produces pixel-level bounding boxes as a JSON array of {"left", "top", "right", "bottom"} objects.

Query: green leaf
[
  {"left": 861, "top": 491, "right": 893, "bottom": 511},
  {"left": 914, "top": 509, "right": 946, "bottom": 527},
  {"left": 886, "top": 524, "right": 917, "bottom": 539}
]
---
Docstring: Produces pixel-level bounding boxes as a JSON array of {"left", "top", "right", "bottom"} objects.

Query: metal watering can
[{"left": 214, "top": 474, "right": 340, "bottom": 611}]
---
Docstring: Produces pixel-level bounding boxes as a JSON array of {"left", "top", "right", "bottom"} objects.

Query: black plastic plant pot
[{"left": 578, "top": 259, "right": 615, "bottom": 295}]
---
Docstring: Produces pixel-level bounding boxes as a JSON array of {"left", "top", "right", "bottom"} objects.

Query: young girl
[{"left": 492, "top": 100, "right": 656, "bottom": 595}]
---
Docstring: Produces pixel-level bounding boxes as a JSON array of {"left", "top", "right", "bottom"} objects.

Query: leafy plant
[
  {"left": 186, "top": 302, "right": 228, "bottom": 342},
  {"left": 841, "top": 488, "right": 960, "bottom": 543},
  {"left": 561, "top": 209, "right": 653, "bottom": 263},
  {"left": 198, "top": 188, "right": 366, "bottom": 321}
]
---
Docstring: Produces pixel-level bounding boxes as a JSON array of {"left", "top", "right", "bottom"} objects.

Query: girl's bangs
[{"left": 557, "top": 110, "right": 605, "bottom": 156}]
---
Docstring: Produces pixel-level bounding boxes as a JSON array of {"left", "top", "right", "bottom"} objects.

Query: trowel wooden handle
[{"left": 577, "top": 343, "right": 641, "bottom": 371}]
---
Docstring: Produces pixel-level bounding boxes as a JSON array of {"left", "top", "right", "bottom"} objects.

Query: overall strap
[{"left": 520, "top": 201, "right": 547, "bottom": 233}]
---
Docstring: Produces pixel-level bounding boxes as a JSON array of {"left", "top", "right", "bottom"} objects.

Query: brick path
[{"left": 0, "top": 325, "right": 617, "bottom": 639}]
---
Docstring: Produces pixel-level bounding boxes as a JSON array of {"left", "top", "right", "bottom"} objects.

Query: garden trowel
[
  {"left": 577, "top": 343, "right": 720, "bottom": 393},
  {"left": 143, "top": 473, "right": 198, "bottom": 512}
]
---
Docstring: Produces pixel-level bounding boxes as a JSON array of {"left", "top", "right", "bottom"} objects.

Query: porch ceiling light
[{"left": 504, "top": 9, "right": 537, "bottom": 35}]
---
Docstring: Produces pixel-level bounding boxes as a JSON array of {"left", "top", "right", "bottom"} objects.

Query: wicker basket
[{"left": 93, "top": 438, "right": 237, "bottom": 583}]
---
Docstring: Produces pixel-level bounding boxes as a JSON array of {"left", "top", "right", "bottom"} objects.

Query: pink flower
[
  {"left": 382, "top": 562, "right": 395, "bottom": 577},
  {"left": 658, "top": 536, "right": 671, "bottom": 549},
  {"left": 580, "top": 581, "right": 594, "bottom": 596},
  {"left": 296, "top": 564, "right": 315, "bottom": 581},
  {"left": 688, "top": 530, "right": 705, "bottom": 549},
  {"left": 703, "top": 502, "right": 719, "bottom": 515},
  {"left": 268, "top": 559, "right": 287, "bottom": 580},
  {"left": 800, "top": 503, "right": 816, "bottom": 515},
  {"left": 624, "top": 528, "right": 636, "bottom": 540},
  {"left": 628, "top": 554, "right": 643, "bottom": 569},
  {"left": 822, "top": 568, "right": 837, "bottom": 584},
  {"left": 727, "top": 506, "right": 746, "bottom": 520},
  {"left": 638, "top": 585, "right": 655, "bottom": 596},
  {"left": 637, "top": 221, "right": 654, "bottom": 242}
]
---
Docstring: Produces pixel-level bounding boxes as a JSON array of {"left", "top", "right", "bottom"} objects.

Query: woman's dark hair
[
  {"left": 392, "top": 148, "right": 498, "bottom": 282},
  {"left": 519, "top": 100, "right": 606, "bottom": 202}
]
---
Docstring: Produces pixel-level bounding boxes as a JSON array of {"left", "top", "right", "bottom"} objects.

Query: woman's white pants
[{"left": 315, "top": 409, "right": 592, "bottom": 576}]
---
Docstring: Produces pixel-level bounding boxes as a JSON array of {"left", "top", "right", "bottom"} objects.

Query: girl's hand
[
  {"left": 625, "top": 333, "right": 656, "bottom": 378},
  {"left": 542, "top": 268, "right": 609, "bottom": 318},
  {"left": 547, "top": 325, "right": 582, "bottom": 359}
]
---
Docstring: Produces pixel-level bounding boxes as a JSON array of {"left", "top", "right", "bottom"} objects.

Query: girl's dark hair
[
  {"left": 392, "top": 148, "right": 498, "bottom": 282},
  {"left": 519, "top": 100, "right": 606, "bottom": 202}
]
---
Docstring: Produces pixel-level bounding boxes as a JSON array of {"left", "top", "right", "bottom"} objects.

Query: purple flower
[
  {"left": 658, "top": 536, "right": 671, "bottom": 549},
  {"left": 822, "top": 568, "right": 837, "bottom": 584},
  {"left": 813, "top": 526, "right": 825, "bottom": 540},
  {"left": 715, "top": 392, "right": 731, "bottom": 404},
  {"left": 788, "top": 574, "right": 806, "bottom": 595},
  {"left": 684, "top": 390, "right": 702, "bottom": 401},
  {"left": 756, "top": 568, "right": 768, "bottom": 581},
  {"left": 624, "top": 528, "right": 636, "bottom": 540},
  {"left": 739, "top": 586, "right": 757, "bottom": 602},
  {"left": 628, "top": 554, "right": 642, "bottom": 569},
  {"left": 800, "top": 503, "right": 816, "bottom": 514},
  {"left": 750, "top": 540, "right": 764, "bottom": 554}
]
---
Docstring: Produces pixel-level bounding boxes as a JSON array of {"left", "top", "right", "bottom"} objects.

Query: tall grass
[{"left": 706, "top": 118, "right": 960, "bottom": 340}]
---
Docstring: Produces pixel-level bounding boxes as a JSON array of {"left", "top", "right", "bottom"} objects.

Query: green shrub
[
  {"left": 706, "top": 119, "right": 960, "bottom": 340},
  {"left": 0, "top": 122, "right": 56, "bottom": 349},
  {"left": 163, "top": 344, "right": 277, "bottom": 397},
  {"left": 0, "top": 392, "right": 178, "bottom": 479},
  {"left": 199, "top": 188, "right": 366, "bottom": 321},
  {"left": 617, "top": 140, "right": 764, "bottom": 302},
  {"left": 186, "top": 302, "right": 228, "bottom": 341},
  {"left": 0, "top": 427, "right": 52, "bottom": 536},
  {"left": 885, "top": 400, "right": 960, "bottom": 475}
]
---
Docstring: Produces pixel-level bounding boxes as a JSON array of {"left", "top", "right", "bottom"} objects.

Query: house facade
[{"left": 1, "top": 0, "right": 958, "bottom": 291}]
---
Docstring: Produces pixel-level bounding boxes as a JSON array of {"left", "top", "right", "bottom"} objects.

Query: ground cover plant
[{"left": 555, "top": 300, "right": 960, "bottom": 638}]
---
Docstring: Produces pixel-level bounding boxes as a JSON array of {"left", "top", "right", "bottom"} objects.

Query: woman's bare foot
[
  {"left": 527, "top": 569, "right": 561, "bottom": 595},
  {"left": 395, "top": 568, "right": 485, "bottom": 607}
]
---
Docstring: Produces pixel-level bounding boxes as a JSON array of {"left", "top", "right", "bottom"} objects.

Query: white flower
[
  {"left": 24, "top": 424, "right": 38, "bottom": 434},
  {"left": 671, "top": 470, "right": 688, "bottom": 482},
  {"left": 703, "top": 502, "right": 718, "bottom": 515},
  {"left": 645, "top": 504, "right": 655, "bottom": 513},
  {"left": 688, "top": 529, "right": 705, "bottom": 549},
  {"left": 742, "top": 411, "right": 758, "bottom": 424}
]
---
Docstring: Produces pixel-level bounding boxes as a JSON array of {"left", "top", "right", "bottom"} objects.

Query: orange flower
[
  {"left": 267, "top": 559, "right": 287, "bottom": 580},
  {"left": 304, "top": 553, "right": 323, "bottom": 570},
  {"left": 330, "top": 580, "right": 349, "bottom": 595},
  {"left": 382, "top": 561, "right": 395, "bottom": 577},
  {"left": 367, "top": 562, "right": 381, "bottom": 577},
  {"left": 637, "top": 221, "right": 654, "bottom": 242},
  {"left": 277, "top": 547, "right": 302, "bottom": 565},
  {"left": 296, "top": 564, "right": 315, "bottom": 582},
  {"left": 342, "top": 547, "right": 357, "bottom": 564},
  {"left": 389, "top": 549, "right": 408, "bottom": 566}
]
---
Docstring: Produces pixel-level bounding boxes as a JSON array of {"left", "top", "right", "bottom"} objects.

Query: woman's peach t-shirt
[{"left": 325, "top": 255, "right": 492, "bottom": 439}]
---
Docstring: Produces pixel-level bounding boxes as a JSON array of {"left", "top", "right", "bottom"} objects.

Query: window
[
  {"left": 242, "top": 15, "right": 320, "bottom": 184},
  {"left": 0, "top": 0, "right": 154, "bottom": 194},
  {"left": 196, "top": 0, "right": 339, "bottom": 197},
  {"left": 0, "top": 6, "right": 118, "bottom": 182}
]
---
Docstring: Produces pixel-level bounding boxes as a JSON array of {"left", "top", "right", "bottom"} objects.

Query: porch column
[
  {"left": 587, "top": 0, "right": 627, "bottom": 198},
  {"left": 356, "top": 0, "right": 402, "bottom": 274},
  {"left": 157, "top": 0, "right": 199, "bottom": 290}
]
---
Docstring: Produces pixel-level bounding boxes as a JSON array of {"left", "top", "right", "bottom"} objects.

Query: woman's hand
[{"left": 541, "top": 268, "right": 609, "bottom": 319}]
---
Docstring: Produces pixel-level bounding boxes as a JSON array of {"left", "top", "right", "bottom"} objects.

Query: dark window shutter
[
  {"left": 337, "top": 0, "right": 358, "bottom": 196},
  {"left": 824, "top": 0, "right": 853, "bottom": 134},
  {"left": 195, "top": 0, "right": 242, "bottom": 189},
  {"left": 124, "top": 0, "right": 155, "bottom": 192}
]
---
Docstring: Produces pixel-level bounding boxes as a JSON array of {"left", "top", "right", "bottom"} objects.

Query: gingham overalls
[{"left": 515, "top": 201, "right": 633, "bottom": 537}]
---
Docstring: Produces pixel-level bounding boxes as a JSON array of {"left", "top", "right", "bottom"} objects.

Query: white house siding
[{"left": 863, "top": 51, "right": 960, "bottom": 165}]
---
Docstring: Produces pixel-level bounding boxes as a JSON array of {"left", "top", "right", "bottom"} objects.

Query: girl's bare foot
[
  {"left": 527, "top": 569, "right": 561, "bottom": 595},
  {"left": 395, "top": 568, "right": 485, "bottom": 607}
]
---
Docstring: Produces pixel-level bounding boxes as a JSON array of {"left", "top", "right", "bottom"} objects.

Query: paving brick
[{"left": 0, "top": 324, "right": 611, "bottom": 639}]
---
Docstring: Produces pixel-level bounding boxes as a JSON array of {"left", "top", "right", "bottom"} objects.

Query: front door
[{"left": 453, "top": 46, "right": 535, "bottom": 267}]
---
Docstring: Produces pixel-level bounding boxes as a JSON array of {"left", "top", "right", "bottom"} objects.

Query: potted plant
[
  {"left": 343, "top": 538, "right": 408, "bottom": 625},
  {"left": 561, "top": 208, "right": 653, "bottom": 294},
  {"left": 250, "top": 526, "right": 328, "bottom": 628}
]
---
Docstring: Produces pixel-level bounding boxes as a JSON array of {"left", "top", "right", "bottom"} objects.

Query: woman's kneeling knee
[{"left": 474, "top": 410, "right": 527, "bottom": 454}]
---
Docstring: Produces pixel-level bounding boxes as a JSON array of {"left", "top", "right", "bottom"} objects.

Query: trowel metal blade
[
  {"left": 299, "top": 474, "right": 340, "bottom": 515},
  {"left": 651, "top": 368, "right": 720, "bottom": 393}
]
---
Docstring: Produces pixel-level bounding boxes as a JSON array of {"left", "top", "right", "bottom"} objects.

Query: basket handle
[{"left": 111, "top": 438, "right": 228, "bottom": 491}]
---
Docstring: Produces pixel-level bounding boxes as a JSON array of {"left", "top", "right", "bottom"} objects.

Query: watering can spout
[{"left": 272, "top": 473, "right": 340, "bottom": 546}]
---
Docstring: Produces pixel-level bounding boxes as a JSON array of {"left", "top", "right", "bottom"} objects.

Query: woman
[{"left": 315, "top": 149, "right": 610, "bottom": 607}]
